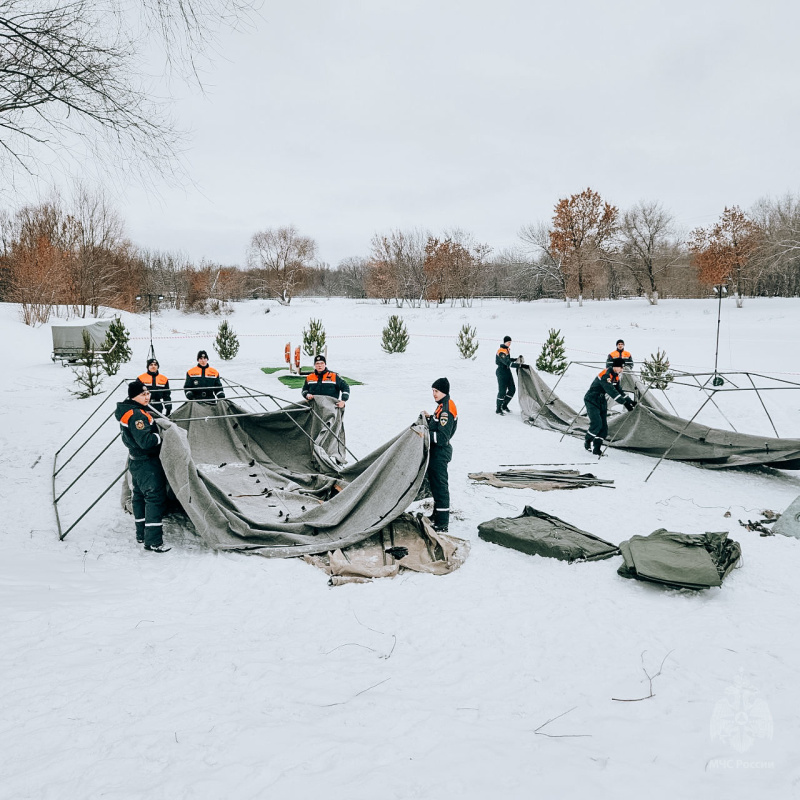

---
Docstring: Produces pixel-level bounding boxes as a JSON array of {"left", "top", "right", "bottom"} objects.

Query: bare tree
[
  {"left": 247, "top": 225, "right": 317, "bottom": 304},
  {"left": 0, "top": 0, "right": 256, "bottom": 182},
  {"left": 367, "top": 228, "right": 428, "bottom": 307},
  {"left": 613, "top": 201, "right": 684, "bottom": 304},
  {"left": 518, "top": 220, "right": 568, "bottom": 299}
]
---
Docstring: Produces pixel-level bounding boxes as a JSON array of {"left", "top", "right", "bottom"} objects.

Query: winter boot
[
  {"left": 433, "top": 509, "right": 450, "bottom": 533},
  {"left": 145, "top": 544, "right": 172, "bottom": 553},
  {"left": 495, "top": 400, "right": 505, "bottom": 416},
  {"left": 592, "top": 437, "right": 603, "bottom": 457},
  {"left": 584, "top": 434, "right": 593, "bottom": 452},
  {"left": 501, "top": 399, "right": 511, "bottom": 412}
]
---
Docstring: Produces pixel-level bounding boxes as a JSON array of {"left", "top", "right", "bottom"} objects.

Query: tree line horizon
[{"left": 2, "top": 186, "right": 800, "bottom": 326}]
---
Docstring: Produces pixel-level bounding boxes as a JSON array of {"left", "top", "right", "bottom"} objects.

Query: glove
[{"left": 624, "top": 398, "right": 636, "bottom": 412}]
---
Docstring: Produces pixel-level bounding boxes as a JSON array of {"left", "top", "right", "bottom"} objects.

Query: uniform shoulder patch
[
  {"left": 440, "top": 412, "right": 449, "bottom": 426},
  {"left": 135, "top": 419, "right": 146, "bottom": 430}
]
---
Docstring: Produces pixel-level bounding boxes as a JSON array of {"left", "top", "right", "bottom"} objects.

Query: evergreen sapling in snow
[
  {"left": 641, "top": 348, "right": 674, "bottom": 390},
  {"left": 214, "top": 319, "right": 240, "bottom": 360},
  {"left": 302, "top": 318, "right": 327, "bottom": 358},
  {"left": 71, "top": 330, "right": 105, "bottom": 398},
  {"left": 100, "top": 316, "right": 132, "bottom": 376},
  {"left": 381, "top": 315, "right": 409, "bottom": 353},
  {"left": 536, "top": 328, "right": 568, "bottom": 374},
  {"left": 456, "top": 324, "right": 479, "bottom": 360}
]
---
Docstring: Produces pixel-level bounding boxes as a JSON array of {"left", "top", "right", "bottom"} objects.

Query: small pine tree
[
  {"left": 71, "top": 330, "right": 105, "bottom": 398},
  {"left": 641, "top": 348, "right": 674, "bottom": 390},
  {"left": 302, "top": 318, "right": 327, "bottom": 358},
  {"left": 381, "top": 315, "right": 409, "bottom": 353},
  {"left": 535, "top": 328, "right": 568, "bottom": 374},
  {"left": 214, "top": 319, "right": 240, "bottom": 360},
  {"left": 101, "top": 316, "right": 132, "bottom": 376},
  {"left": 456, "top": 324, "right": 479, "bottom": 360}
]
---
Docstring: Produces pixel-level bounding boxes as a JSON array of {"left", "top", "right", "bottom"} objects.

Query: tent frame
[
  {"left": 524, "top": 360, "right": 800, "bottom": 481},
  {"left": 52, "top": 378, "right": 359, "bottom": 540}
]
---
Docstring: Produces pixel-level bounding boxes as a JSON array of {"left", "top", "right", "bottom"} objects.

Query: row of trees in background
[{"left": 3, "top": 191, "right": 800, "bottom": 325}]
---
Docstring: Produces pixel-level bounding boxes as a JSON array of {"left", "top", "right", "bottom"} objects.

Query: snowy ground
[{"left": 2, "top": 297, "right": 799, "bottom": 800}]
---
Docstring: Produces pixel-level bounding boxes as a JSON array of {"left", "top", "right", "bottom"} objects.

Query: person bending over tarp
[{"left": 584, "top": 358, "right": 636, "bottom": 455}]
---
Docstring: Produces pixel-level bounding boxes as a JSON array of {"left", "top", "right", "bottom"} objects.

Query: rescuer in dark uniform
[
  {"left": 302, "top": 355, "right": 350, "bottom": 407},
  {"left": 584, "top": 357, "right": 636, "bottom": 456},
  {"left": 495, "top": 336, "right": 520, "bottom": 415},
  {"left": 137, "top": 358, "right": 172, "bottom": 416},
  {"left": 424, "top": 377, "right": 458, "bottom": 532},
  {"left": 606, "top": 339, "right": 634, "bottom": 370},
  {"left": 115, "top": 379, "right": 171, "bottom": 552},
  {"left": 183, "top": 350, "right": 225, "bottom": 402}
]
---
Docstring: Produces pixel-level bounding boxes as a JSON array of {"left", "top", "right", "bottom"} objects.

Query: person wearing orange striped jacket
[
  {"left": 583, "top": 358, "right": 636, "bottom": 456},
  {"left": 183, "top": 350, "right": 225, "bottom": 403},
  {"left": 302, "top": 355, "right": 350, "bottom": 408},
  {"left": 115, "top": 380, "right": 170, "bottom": 552},
  {"left": 138, "top": 358, "right": 172, "bottom": 416},
  {"left": 605, "top": 339, "right": 634, "bottom": 370},
  {"left": 423, "top": 377, "right": 458, "bottom": 532}
]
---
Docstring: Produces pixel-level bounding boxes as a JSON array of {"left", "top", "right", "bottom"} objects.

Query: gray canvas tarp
[
  {"left": 774, "top": 494, "right": 800, "bottom": 539},
  {"left": 617, "top": 529, "right": 741, "bottom": 589},
  {"left": 51, "top": 319, "right": 113, "bottom": 351},
  {"left": 517, "top": 364, "right": 800, "bottom": 469},
  {"left": 154, "top": 397, "right": 438, "bottom": 558},
  {"left": 478, "top": 506, "right": 620, "bottom": 562}
]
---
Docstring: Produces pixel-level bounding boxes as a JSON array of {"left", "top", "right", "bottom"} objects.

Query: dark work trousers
[
  {"left": 496, "top": 369, "right": 516, "bottom": 410},
  {"left": 129, "top": 458, "right": 167, "bottom": 547},
  {"left": 585, "top": 398, "right": 609, "bottom": 443},
  {"left": 427, "top": 444, "right": 452, "bottom": 529}
]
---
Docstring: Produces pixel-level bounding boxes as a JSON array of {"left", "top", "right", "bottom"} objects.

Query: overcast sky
[{"left": 63, "top": 1, "right": 800, "bottom": 265}]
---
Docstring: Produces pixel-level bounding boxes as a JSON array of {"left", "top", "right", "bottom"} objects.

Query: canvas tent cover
[
  {"left": 478, "top": 506, "right": 620, "bottom": 562},
  {"left": 517, "top": 364, "right": 800, "bottom": 469},
  {"left": 144, "top": 397, "right": 469, "bottom": 569},
  {"left": 617, "top": 529, "right": 741, "bottom": 589},
  {"left": 51, "top": 319, "right": 113, "bottom": 352}
]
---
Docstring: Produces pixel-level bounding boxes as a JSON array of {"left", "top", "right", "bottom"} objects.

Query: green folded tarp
[
  {"left": 618, "top": 529, "right": 741, "bottom": 589},
  {"left": 478, "top": 506, "right": 620, "bottom": 563}
]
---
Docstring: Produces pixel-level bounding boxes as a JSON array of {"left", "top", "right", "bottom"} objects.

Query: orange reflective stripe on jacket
[
  {"left": 608, "top": 350, "right": 632, "bottom": 359},
  {"left": 435, "top": 398, "right": 458, "bottom": 419},
  {"left": 138, "top": 372, "right": 168, "bottom": 386},
  {"left": 187, "top": 366, "right": 219, "bottom": 377},
  {"left": 120, "top": 408, "right": 153, "bottom": 427}
]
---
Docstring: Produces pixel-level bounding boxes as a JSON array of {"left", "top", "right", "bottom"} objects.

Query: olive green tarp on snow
[
  {"left": 516, "top": 364, "right": 800, "bottom": 469},
  {"left": 617, "top": 529, "right": 741, "bottom": 589},
  {"left": 137, "top": 396, "right": 468, "bottom": 574},
  {"left": 478, "top": 506, "right": 620, "bottom": 562}
]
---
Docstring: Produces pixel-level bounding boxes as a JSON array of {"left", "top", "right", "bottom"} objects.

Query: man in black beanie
[
  {"left": 302, "top": 354, "right": 350, "bottom": 407},
  {"left": 184, "top": 350, "right": 225, "bottom": 403},
  {"left": 583, "top": 358, "right": 636, "bottom": 456},
  {"left": 114, "top": 380, "right": 171, "bottom": 552},
  {"left": 137, "top": 357, "right": 172, "bottom": 416},
  {"left": 495, "top": 336, "right": 520, "bottom": 415},
  {"left": 423, "top": 377, "right": 458, "bottom": 532}
]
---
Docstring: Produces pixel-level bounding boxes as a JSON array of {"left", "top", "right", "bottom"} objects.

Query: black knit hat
[
  {"left": 503, "top": 336, "right": 512, "bottom": 343},
  {"left": 431, "top": 377, "right": 450, "bottom": 394},
  {"left": 197, "top": 350, "right": 208, "bottom": 360},
  {"left": 146, "top": 358, "right": 159, "bottom": 369},
  {"left": 128, "top": 379, "right": 147, "bottom": 399},
  {"left": 616, "top": 339, "right": 625, "bottom": 347},
  {"left": 611, "top": 357, "right": 626, "bottom": 369},
  {"left": 314, "top": 354, "right": 327, "bottom": 363}
]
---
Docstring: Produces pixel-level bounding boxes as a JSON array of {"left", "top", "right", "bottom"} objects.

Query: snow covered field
[{"left": 2, "top": 296, "right": 799, "bottom": 800}]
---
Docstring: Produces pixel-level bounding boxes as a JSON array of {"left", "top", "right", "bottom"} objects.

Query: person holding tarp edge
[
  {"left": 115, "top": 380, "right": 171, "bottom": 552},
  {"left": 424, "top": 378, "right": 458, "bottom": 532},
  {"left": 302, "top": 355, "right": 350, "bottom": 408},
  {"left": 606, "top": 339, "right": 633, "bottom": 370},
  {"left": 495, "top": 336, "right": 521, "bottom": 415},
  {"left": 584, "top": 358, "right": 636, "bottom": 456}
]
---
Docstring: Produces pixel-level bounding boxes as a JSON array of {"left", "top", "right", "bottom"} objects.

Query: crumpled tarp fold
[
  {"left": 478, "top": 506, "right": 620, "bottom": 562},
  {"left": 517, "top": 364, "right": 800, "bottom": 469}
]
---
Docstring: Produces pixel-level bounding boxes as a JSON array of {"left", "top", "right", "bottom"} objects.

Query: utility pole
[
  {"left": 135, "top": 294, "right": 164, "bottom": 361},
  {"left": 712, "top": 284, "right": 727, "bottom": 386}
]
